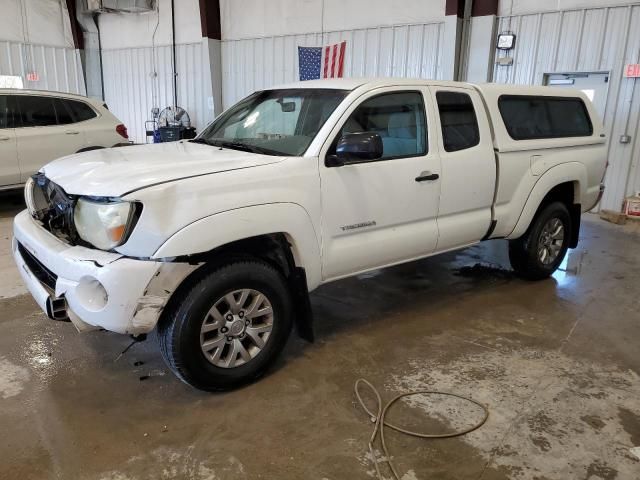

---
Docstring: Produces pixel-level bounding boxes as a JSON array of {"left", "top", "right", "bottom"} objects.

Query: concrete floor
[{"left": 1, "top": 190, "right": 639, "bottom": 480}]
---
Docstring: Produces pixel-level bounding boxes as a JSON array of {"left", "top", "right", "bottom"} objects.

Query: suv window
[
  {"left": 16, "top": 95, "right": 57, "bottom": 127},
  {"left": 53, "top": 98, "right": 74, "bottom": 125},
  {"left": 436, "top": 91, "right": 480, "bottom": 152},
  {"left": 66, "top": 99, "right": 97, "bottom": 122},
  {"left": 0, "top": 95, "right": 17, "bottom": 129},
  {"left": 338, "top": 91, "right": 427, "bottom": 159},
  {"left": 498, "top": 95, "right": 593, "bottom": 140}
]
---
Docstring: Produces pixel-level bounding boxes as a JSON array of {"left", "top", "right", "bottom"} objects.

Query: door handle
[
  {"left": 65, "top": 130, "right": 80, "bottom": 135},
  {"left": 0, "top": 136, "right": 10, "bottom": 141},
  {"left": 415, "top": 172, "right": 439, "bottom": 182}
]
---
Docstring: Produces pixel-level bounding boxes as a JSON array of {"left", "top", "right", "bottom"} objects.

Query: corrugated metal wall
[
  {"left": 0, "top": 40, "right": 85, "bottom": 94},
  {"left": 221, "top": 22, "right": 445, "bottom": 108},
  {"left": 101, "top": 42, "right": 214, "bottom": 144},
  {"left": 493, "top": 4, "right": 640, "bottom": 212}
]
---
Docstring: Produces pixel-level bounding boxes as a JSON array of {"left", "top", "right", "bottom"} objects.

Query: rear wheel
[
  {"left": 509, "top": 201, "right": 572, "bottom": 280},
  {"left": 157, "top": 259, "right": 293, "bottom": 391}
]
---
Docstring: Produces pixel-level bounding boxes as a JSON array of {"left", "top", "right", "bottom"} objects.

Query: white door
[
  {"left": 545, "top": 73, "right": 609, "bottom": 121},
  {"left": 0, "top": 95, "right": 20, "bottom": 187},
  {"left": 15, "top": 95, "right": 87, "bottom": 181},
  {"left": 319, "top": 87, "right": 441, "bottom": 281},
  {"left": 428, "top": 87, "right": 496, "bottom": 250}
]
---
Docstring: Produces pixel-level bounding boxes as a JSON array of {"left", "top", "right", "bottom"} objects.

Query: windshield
[{"left": 196, "top": 88, "right": 349, "bottom": 156}]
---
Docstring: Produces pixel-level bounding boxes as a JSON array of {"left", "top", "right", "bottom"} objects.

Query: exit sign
[{"left": 624, "top": 64, "right": 640, "bottom": 78}]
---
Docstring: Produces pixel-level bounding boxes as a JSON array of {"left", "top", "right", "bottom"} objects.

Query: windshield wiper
[
  {"left": 189, "top": 138, "right": 215, "bottom": 146},
  {"left": 213, "top": 140, "right": 286, "bottom": 156},
  {"left": 214, "top": 140, "right": 262, "bottom": 153}
]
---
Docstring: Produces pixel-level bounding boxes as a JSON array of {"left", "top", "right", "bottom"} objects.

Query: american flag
[{"left": 298, "top": 41, "right": 346, "bottom": 81}]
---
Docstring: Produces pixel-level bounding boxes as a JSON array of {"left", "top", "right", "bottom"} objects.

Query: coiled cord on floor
[{"left": 355, "top": 379, "right": 489, "bottom": 480}]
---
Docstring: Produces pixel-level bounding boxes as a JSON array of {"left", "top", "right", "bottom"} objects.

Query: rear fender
[{"left": 507, "top": 162, "right": 586, "bottom": 241}]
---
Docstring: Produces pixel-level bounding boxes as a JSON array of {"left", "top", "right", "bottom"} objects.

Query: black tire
[
  {"left": 157, "top": 259, "right": 293, "bottom": 391},
  {"left": 509, "top": 201, "right": 572, "bottom": 281}
]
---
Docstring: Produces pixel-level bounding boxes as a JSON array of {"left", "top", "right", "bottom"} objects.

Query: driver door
[{"left": 319, "top": 87, "right": 441, "bottom": 281}]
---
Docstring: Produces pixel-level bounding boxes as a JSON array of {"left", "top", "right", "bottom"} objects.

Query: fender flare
[
  {"left": 507, "top": 162, "right": 586, "bottom": 240},
  {"left": 152, "top": 203, "right": 323, "bottom": 290}
]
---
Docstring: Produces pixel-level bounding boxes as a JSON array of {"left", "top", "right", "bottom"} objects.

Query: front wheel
[
  {"left": 509, "top": 201, "right": 572, "bottom": 280},
  {"left": 157, "top": 259, "right": 293, "bottom": 391}
]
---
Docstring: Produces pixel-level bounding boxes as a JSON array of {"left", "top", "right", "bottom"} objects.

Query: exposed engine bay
[{"left": 26, "top": 173, "right": 78, "bottom": 245}]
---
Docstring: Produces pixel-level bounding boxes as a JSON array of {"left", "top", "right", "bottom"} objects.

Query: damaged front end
[
  {"left": 15, "top": 175, "right": 202, "bottom": 335},
  {"left": 25, "top": 173, "right": 79, "bottom": 244}
]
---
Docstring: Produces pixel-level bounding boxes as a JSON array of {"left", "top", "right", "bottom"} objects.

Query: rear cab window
[
  {"left": 498, "top": 95, "right": 593, "bottom": 140},
  {"left": 435, "top": 91, "right": 480, "bottom": 152}
]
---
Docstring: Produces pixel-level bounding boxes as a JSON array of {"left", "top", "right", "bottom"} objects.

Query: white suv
[{"left": 0, "top": 89, "right": 129, "bottom": 190}]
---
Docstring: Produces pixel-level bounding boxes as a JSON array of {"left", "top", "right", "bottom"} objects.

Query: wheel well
[
  {"left": 190, "top": 233, "right": 297, "bottom": 276},
  {"left": 540, "top": 181, "right": 577, "bottom": 207},
  {"left": 160, "top": 234, "right": 315, "bottom": 342},
  {"left": 538, "top": 181, "right": 581, "bottom": 248}
]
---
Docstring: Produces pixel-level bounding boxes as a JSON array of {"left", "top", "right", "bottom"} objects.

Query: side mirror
[
  {"left": 278, "top": 99, "right": 297, "bottom": 112},
  {"left": 326, "top": 132, "right": 383, "bottom": 167}
]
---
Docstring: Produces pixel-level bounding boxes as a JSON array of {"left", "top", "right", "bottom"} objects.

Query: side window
[
  {"left": 17, "top": 96, "right": 57, "bottom": 127},
  {"left": 53, "top": 99, "right": 74, "bottom": 125},
  {"left": 339, "top": 91, "right": 427, "bottom": 159},
  {"left": 498, "top": 96, "right": 593, "bottom": 140},
  {"left": 436, "top": 91, "right": 480, "bottom": 152},
  {"left": 67, "top": 99, "right": 97, "bottom": 122},
  {"left": 0, "top": 96, "right": 8, "bottom": 129}
]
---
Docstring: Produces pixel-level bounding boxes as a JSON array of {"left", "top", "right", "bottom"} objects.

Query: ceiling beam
[
  {"left": 199, "top": 0, "right": 221, "bottom": 40},
  {"left": 65, "top": 0, "right": 84, "bottom": 49}
]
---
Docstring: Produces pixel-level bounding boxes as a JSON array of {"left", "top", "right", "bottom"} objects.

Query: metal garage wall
[
  {"left": 101, "top": 42, "right": 214, "bottom": 144},
  {"left": 0, "top": 40, "right": 85, "bottom": 94},
  {"left": 493, "top": 4, "right": 640, "bottom": 212},
  {"left": 221, "top": 22, "right": 445, "bottom": 108}
]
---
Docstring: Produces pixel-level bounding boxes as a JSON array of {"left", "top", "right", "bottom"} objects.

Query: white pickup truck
[{"left": 13, "top": 78, "right": 607, "bottom": 390}]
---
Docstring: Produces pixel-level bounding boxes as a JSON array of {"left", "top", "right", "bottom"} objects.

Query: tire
[
  {"left": 509, "top": 201, "right": 572, "bottom": 281},
  {"left": 157, "top": 259, "right": 293, "bottom": 391}
]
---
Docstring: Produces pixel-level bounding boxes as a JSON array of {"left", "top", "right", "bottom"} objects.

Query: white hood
[{"left": 41, "top": 141, "right": 284, "bottom": 197}]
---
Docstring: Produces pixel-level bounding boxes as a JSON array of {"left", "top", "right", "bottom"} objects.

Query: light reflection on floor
[{"left": 552, "top": 249, "right": 586, "bottom": 287}]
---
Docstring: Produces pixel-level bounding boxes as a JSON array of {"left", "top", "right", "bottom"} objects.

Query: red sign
[
  {"left": 26, "top": 72, "right": 39, "bottom": 82},
  {"left": 624, "top": 64, "right": 640, "bottom": 78}
]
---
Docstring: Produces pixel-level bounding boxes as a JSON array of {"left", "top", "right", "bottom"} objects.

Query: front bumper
[{"left": 12, "top": 210, "right": 190, "bottom": 335}]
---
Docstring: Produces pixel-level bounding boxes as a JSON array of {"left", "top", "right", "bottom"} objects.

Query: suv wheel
[
  {"left": 158, "top": 259, "right": 293, "bottom": 391},
  {"left": 509, "top": 201, "right": 572, "bottom": 280}
]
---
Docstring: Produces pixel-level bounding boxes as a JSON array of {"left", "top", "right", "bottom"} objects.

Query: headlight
[
  {"left": 24, "top": 177, "right": 36, "bottom": 215},
  {"left": 74, "top": 198, "right": 139, "bottom": 250}
]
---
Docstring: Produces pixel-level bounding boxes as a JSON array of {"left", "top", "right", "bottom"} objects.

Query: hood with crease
[{"left": 41, "top": 141, "right": 284, "bottom": 197}]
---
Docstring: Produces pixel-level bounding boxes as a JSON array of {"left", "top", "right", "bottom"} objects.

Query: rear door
[
  {"left": 319, "top": 87, "right": 441, "bottom": 280},
  {"left": 15, "top": 95, "right": 87, "bottom": 181},
  {"left": 429, "top": 86, "right": 496, "bottom": 250},
  {"left": 0, "top": 95, "right": 20, "bottom": 187}
]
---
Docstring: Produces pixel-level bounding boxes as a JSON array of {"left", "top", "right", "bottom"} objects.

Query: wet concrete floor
[{"left": 1, "top": 190, "right": 639, "bottom": 480}]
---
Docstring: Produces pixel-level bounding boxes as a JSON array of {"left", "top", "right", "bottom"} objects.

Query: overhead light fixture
[{"left": 497, "top": 32, "right": 516, "bottom": 50}]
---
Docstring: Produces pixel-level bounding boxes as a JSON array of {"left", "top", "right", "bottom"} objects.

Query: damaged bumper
[{"left": 12, "top": 210, "right": 195, "bottom": 335}]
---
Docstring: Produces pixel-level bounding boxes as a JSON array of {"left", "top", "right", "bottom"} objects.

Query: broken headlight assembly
[{"left": 73, "top": 198, "right": 141, "bottom": 250}]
